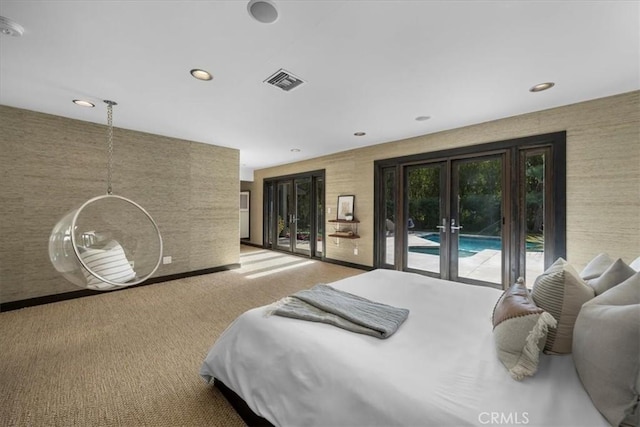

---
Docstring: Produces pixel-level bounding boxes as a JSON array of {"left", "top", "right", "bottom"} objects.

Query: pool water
[{"left": 409, "top": 234, "right": 542, "bottom": 258}]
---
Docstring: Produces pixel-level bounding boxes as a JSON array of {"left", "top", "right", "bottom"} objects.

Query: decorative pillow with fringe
[{"left": 492, "top": 277, "right": 557, "bottom": 381}]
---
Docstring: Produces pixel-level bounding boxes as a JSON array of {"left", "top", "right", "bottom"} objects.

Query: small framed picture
[{"left": 337, "top": 195, "right": 355, "bottom": 221}]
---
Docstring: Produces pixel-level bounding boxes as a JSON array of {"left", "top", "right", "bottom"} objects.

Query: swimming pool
[{"left": 409, "top": 234, "right": 542, "bottom": 258}]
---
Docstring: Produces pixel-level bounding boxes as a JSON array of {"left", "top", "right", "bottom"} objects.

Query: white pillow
[
  {"left": 580, "top": 253, "right": 614, "bottom": 280},
  {"left": 630, "top": 256, "right": 640, "bottom": 272},
  {"left": 587, "top": 258, "right": 636, "bottom": 295},
  {"left": 573, "top": 273, "right": 640, "bottom": 427},
  {"left": 80, "top": 241, "right": 136, "bottom": 289}
]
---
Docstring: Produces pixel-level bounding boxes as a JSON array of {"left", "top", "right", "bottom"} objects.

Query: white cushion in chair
[{"left": 80, "top": 241, "right": 136, "bottom": 289}]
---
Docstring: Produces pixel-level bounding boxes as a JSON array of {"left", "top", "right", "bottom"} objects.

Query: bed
[{"left": 200, "top": 269, "right": 608, "bottom": 426}]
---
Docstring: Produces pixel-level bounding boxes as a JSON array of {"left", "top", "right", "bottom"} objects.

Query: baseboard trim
[
  {"left": 322, "top": 257, "right": 373, "bottom": 271},
  {"left": 0, "top": 263, "right": 240, "bottom": 312},
  {"left": 240, "top": 241, "right": 264, "bottom": 249}
]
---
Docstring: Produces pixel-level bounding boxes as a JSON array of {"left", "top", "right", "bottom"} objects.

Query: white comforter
[{"left": 200, "top": 269, "right": 607, "bottom": 426}]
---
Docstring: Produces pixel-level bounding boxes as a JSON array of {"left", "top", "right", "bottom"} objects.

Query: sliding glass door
[{"left": 375, "top": 132, "right": 565, "bottom": 288}]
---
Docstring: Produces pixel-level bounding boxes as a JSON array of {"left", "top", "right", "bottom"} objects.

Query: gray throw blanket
[{"left": 268, "top": 284, "right": 409, "bottom": 339}]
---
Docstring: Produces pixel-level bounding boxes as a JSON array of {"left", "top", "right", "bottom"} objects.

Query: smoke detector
[
  {"left": 264, "top": 69, "right": 305, "bottom": 92},
  {"left": 0, "top": 16, "right": 24, "bottom": 37}
]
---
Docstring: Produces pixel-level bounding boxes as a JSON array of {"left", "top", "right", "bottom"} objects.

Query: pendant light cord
[{"left": 105, "top": 100, "right": 116, "bottom": 195}]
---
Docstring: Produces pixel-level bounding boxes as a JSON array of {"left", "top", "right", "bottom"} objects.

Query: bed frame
[{"left": 215, "top": 379, "right": 274, "bottom": 427}]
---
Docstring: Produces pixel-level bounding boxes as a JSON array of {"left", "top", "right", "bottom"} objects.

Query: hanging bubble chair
[{"left": 49, "top": 101, "right": 163, "bottom": 291}]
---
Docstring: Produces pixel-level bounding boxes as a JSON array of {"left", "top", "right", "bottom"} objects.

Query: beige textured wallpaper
[
  {"left": 0, "top": 106, "right": 239, "bottom": 304},
  {"left": 251, "top": 91, "right": 640, "bottom": 270}
]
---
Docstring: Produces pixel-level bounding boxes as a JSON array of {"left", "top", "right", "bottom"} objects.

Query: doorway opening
[
  {"left": 263, "top": 170, "right": 325, "bottom": 258},
  {"left": 375, "top": 132, "right": 565, "bottom": 288}
]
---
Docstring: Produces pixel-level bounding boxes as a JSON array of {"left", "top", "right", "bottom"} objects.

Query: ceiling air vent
[{"left": 264, "top": 69, "right": 305, "bottom": 92}]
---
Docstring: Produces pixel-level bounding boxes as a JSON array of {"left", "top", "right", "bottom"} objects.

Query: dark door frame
[
  {"left": 374, "top": 131, "right": 566, "bottom": 288},
  {"left": 263, "top": 169, "right": 326, "bottom": 259}
]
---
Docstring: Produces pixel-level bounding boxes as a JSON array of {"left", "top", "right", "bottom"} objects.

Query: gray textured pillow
[
  {"left": 492, "top": 278, "right": 557, "bottom": 380},
  {"left": 580, "top": 253, "right": 614, "bottom": 280},
  {"left": 587, "top": 258, "right": 636, "bottom": 295},
  {"left": 532, "top": 258, "right": 594, "bottom": 354},
  {"left": 573, "top": 273, "right": 640, "bottom": 427}
]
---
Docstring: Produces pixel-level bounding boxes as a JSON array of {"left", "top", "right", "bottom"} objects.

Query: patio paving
[{"left": 387, "top": 235, "right": 544, "bottom": 287}]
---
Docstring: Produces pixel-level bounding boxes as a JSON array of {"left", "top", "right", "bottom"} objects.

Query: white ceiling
[{"left": 1, "top": 1, "right": 638, "bottom": 180}]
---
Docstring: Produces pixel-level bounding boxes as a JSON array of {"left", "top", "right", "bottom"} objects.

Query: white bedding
[{"left": 200, "top": 269, "right": 607, "bottom": 426}]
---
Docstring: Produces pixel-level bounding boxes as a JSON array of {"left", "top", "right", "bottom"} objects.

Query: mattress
[{"left": 200, "top": 269, "right": 607, "bottom": 426}]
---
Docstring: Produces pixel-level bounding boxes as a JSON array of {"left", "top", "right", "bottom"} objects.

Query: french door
[
  {"left": 375, "top": 133, "right": 566, "bottom": 288},
  {"left": 264, "top": 171, "right": 324, "bottom": 258},
  {"left": 400, "top": 154, "right": 506, "bottom": 285}
]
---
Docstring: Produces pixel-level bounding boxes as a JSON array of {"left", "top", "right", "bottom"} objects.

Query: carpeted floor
[{"left": 0, "top": 246, "right": 363, "bottom": 426}]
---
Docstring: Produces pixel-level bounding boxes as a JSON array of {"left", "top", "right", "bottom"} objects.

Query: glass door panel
[
  {"left": 315, "top": 177, "right": 324, "bottom": 257},
  {"left": 294, "top": 178, "right": 311, "bottom": 255},
  {"left": 451, "top": 156, "right": 503, "bottom": 285},
  {"left": 265, "top": 183, "right": 274, "bottom": 247},
  {"left": 522, "top": 150, "right": 546, "bottom": 282},
  {"left": 276, "top": 182, "right": 291, "bottom": 251},
  {"left": 406, "top": 163, "right": 445, "bottom": 275},
  {"left": 382, "top": 167, "right": 396, "bottom": 266}
]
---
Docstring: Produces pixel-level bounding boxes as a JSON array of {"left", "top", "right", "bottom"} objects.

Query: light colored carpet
[{"left": 0, "top": 246, "right": 363, "bottom": 426}]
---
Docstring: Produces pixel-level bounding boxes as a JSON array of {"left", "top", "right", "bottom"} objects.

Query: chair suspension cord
[{"left": 105, "top": 100, "right": 116, "bottom": 195}]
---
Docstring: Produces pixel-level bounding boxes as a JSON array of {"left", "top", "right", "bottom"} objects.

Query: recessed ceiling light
[
  {"left": 247, "top": 0, "right": 279, "bottom": 24},
  {"left": 0, "top": 16, "right": 24, "bottom": 37},
  {"left": 290, "top": 148, "right": 301, "bottom": 152},
  {"left": 72, "top": 99, "right": 95, "bottom": 108},
  {"left": 529, "top": 82, "right": 555, "bottom": 92},
  {"left": 354, "top": 132, "right": 366, "bottom": 136},
  {"left": 190, "top": 69, "right": 213, "bottom": 81},
  {"left": 415, "top": 116, "right": 431, "bottom": 121}
]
